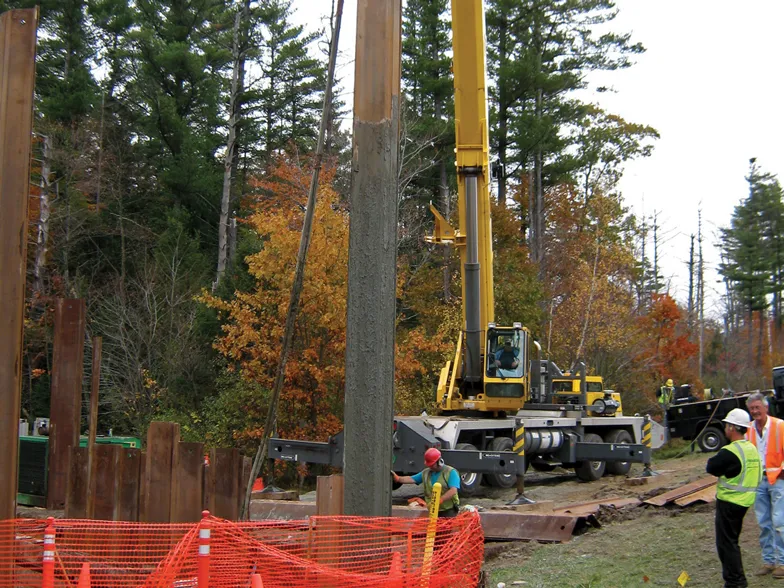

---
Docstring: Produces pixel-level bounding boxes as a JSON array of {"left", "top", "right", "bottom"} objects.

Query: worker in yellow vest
[
  {"left": 706, "top": 408, "right": 762, "bottom": 588},
  {"left": 392, "top": 448, "right": 461, "bottom": 517},
  {"left": 657, "top": 378, "right": 675, "bottom": 406}
]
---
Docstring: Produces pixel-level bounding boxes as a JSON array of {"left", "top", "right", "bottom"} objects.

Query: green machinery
[{"left": 18, "top": 435, "right": 141, "bottom": 507}]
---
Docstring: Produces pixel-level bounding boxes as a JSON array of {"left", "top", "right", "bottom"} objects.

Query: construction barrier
[{"left": 0, "top": 511, "right": 484, "bottom": 587}]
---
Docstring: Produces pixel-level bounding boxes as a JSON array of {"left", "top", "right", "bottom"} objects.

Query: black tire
[
  {"left": 456, "top": 443, "right": 483, "bottom": 496},
  {"left": 698, "top": 426, "right": 726, "bottom": 453},
  {"left": 603, "top": 429, "right": 633, "bottom": 476},
  {"left": 485, "top": 437, "right": 517, "bottom": 488},
  {"left": 574, "top": 433, "right": 606, "bottom": 482}
]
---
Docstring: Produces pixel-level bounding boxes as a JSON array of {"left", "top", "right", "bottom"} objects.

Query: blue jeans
[{"left": 754, "top": 477, "right": 784, "bottom": 565}]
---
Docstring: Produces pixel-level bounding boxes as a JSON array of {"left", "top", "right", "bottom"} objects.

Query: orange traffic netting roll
[{"left": 0, "top": 511, "right": 484, "bottom": 587}]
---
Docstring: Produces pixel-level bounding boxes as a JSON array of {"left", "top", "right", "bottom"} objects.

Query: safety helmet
[
  {"left": 723, "top": 408, "right": 752, "bottom": 428},
  {"left": 666, "top": 379, "right": 673, "bottom": 387},
  {"left": 424, "top": 447, "right": 442, "bottom": 467}
]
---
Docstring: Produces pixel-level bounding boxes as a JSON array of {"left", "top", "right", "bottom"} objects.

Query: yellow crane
[{"left": 427, "top": 0, "right": 531, "bottom": 414}]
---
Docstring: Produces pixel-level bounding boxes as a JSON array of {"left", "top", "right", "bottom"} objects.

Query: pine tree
[
  {"left": 35, "top": 0, "right": 98, "bottom": 123},
  {"left": 128, "top": 0, "right": 227, "bottom": 243},
  {"left": 487, "top": 0, "right": 645, "bottom": 264},
  {"left": 256, "top": 0, "right": 324, "bottom": 162},
  {"left": 720, "top": 160, "right": 781, "bottom": 368},
  {"left": 400, "top": 0, "right": 454, "bottom": 300}
]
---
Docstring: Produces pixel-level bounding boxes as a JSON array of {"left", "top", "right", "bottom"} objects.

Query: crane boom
[{"left": 429, "top": 0, "right": 530, "bottom": 412}]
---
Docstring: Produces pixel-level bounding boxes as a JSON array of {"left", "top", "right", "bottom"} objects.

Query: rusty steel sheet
[
  {"left": 644, "top": 477, "right": 716, "bottom": 506},
  {"left": 250, "top": 500, "right": 578, "bottom": 542},
  {"left": 674, "top": 484, "right": 716, "bottom": 507},
  {"left": 478, "top": 511, "right": 577, "bottom": 542}
]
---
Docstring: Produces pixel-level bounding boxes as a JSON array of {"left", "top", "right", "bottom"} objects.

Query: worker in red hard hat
[{"left": 392, "top": 447, "right": 461, "bottom": 517}]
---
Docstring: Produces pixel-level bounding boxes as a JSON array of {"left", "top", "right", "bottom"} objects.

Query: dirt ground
[{"left": 481, "top": 449, "right": 778, "bottom": 587}]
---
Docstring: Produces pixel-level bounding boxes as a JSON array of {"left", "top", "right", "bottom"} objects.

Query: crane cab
[{"left": 438, "top": 323, "right": 532, "bottom": 414}]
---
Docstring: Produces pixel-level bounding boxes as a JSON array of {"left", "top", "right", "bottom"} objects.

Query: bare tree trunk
[
  {"left": 33, "top": 135, "right": 52, "bottom": 298},
  {"left": 574, "top": 239, "right": 600, "bottom": 361},
  {"left": 527, "top": 166, "right": 535, "bottom": 260},
  {"left": 228, "top": 216, "right": 237, "bottom": 268},
  {"left": 535, "top": 139, "right": 544, "bottom": 270},
  {"left": 687, "top": 234, "right": 694, "bottom": 331},
  {"left": 698, "top": 210, "right": 704, "bottom": 380},
  {"left": 440, "top": 160, "right": 451, "bottom": 301},
  {"left": 216, "top": 9, "right": 245, "bottom": 287},
  {"left": 496, "top": 14, "right": 508, "bottom": 207},
  {"left": 242, "top": 0, "right": 344, "bottom": 519},
  {"left": 96, "top": 92, "right": 105, "bottom": 208},
  {"left": 653, "top": 212, "right": 659, "bottom": 294}
]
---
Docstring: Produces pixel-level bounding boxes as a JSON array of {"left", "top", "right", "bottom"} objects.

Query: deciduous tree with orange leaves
[{"left": 200, "top": 156, "right": 348, "bottom": 446}]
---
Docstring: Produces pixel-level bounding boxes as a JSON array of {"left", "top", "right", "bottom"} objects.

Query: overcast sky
[{"left": 292, "top": 0, "right": 784, "bottom": 319}]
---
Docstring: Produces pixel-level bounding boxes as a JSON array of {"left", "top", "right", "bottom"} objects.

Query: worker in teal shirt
[{"left": 392, "top": 448, "right": 461, "bottom": 517}]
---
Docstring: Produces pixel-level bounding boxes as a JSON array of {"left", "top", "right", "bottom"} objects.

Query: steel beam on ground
[
  {"left": 249, "top": 500, "right": 578, "bottom": 542},
  {"left": 343, "top": 0, "right": 402, "bottom": 518},
  {"left": 0, "top": 7, "right": 38, "bottom": 521},
  {"left": 643, "top": 477, "right": 717, "bottom": 506},
  {"left": 47, "top": 298, "right": 87, "bottom": 510}
]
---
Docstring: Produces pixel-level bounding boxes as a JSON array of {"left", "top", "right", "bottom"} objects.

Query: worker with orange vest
[
  {"left": 746, "top": 391, "right": 784, "bottom": 578},
  {"left": 392, "top": 448, "right": 461, "bottom": 517}
]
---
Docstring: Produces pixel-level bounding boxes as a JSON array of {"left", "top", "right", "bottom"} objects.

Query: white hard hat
[{"left": 723, "top": 408, "right": 752, "bottom": 428}]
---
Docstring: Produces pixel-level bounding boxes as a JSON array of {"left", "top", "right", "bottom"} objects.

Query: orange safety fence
[{"left": 0, "top": 511, "right": 484, "bottom": 587}]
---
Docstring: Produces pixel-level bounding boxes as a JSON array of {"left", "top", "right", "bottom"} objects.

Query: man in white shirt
[{"left": 746, "top": 392, "right": 784, "bottom": 577}]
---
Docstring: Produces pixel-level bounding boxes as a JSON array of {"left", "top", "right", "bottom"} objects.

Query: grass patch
[
  {"left": 488, "top": 508, "right": 768, "bottom": 588},
  {"left": 652, "top": 439, "right": 698, "bottom": 460}
]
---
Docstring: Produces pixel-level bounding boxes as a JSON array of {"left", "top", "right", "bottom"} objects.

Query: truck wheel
[
  {"left": 574, "top": 433, "right": 606, "bottom": 482},
  {"left": 456, "top": 443, "right": 483, "bottom": 496},
  {"left": 485, "top": 437, "right": 517, "bottom": 488},
  {"left": 698, "top": 426, "right": 726, "bottom": 452},
  {"left": 603, "top": 429, "right": 633, "bottom": 476}
]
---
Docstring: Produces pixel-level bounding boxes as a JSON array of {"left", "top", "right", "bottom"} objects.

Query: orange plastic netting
[{"left": 0, "top": 512, "right": 484, "bottom": 587}]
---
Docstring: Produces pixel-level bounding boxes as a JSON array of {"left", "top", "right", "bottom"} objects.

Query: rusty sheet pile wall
[{"left": 0, "top": 512, "right": 483, "bottom": 587}]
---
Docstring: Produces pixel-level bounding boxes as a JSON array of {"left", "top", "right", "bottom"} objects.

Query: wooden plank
[
  {"left": 203, "top": 449, "right": 216, "bottom": 514},
  {"left": 171, "top": 442, "right": 204, "bottom": 523},
  {"left": 47, "top": 298, "right": 87, "bottom": 510},
  {"left": 92, "top": 444, "right": 120, "bottom": 520},
  {"left": 64, "top": 446, "right": 89, "bottom": 519},
  {"left": 86, "top": 337, "right": 102, "bottom": 518},
  {"left": 116, "top": 448, "right": 141, "bottom": 521},
  {"left": 316, "top": 474, "right": 344, "bottom": 515},
  {"left": 674, "top": 484, "right": 716, "bottom": 507},
  {"left": 143, "top": 422, "right": 180, "bottom": 522},
  {"left": 0, "top": 7, "right": 38, "bottom": 522},
  {"left": 138, "top": 451, "right": 147, "bottom": 521},
  {"left": 212, "top": 448, "right": 239, "bottom": 520},
  {"left": 644, "top": 477, "right": 717, "bottom": 506},
  {"left": 238, "top": 456, "right": 253, "bottom": 514}
]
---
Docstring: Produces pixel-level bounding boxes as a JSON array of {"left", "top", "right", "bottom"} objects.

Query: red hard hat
[{"left": 424, "top": 447, "right": 442, "bottom": 467}]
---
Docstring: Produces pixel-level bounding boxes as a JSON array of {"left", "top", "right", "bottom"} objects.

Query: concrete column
[{"left": 343, "top": 0, "right": 402, "bottom": 517}]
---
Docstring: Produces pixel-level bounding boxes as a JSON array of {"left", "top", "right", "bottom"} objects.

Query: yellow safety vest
[
  {"left": 659, "top": 386, "right": 674, "bottom": 405},
  {"left": 423, "top": 466, "right": 460, "bottom": 512},
  {"left": 717, "top": 440, "right": 762, "bottom": 507}
]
